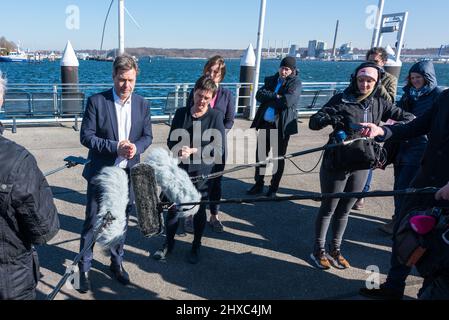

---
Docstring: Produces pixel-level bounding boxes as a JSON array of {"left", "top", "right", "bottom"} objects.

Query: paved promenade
[{"left": 3, "top": 118, "right": 423, "bottom": 300}]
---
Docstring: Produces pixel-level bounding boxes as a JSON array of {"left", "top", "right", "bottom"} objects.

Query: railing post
[
  {"left": 170, "top": 85, "right": 180, "bottom": 125},
  {"left": 174, "top": 85, "right": 180, "bottom": 110},
  {"left": 12, "top": 117, "right": 17, "bottom": 134},
  {"left": 234, "top": 84, "right": 241, "bottom": 115},
  {"left": 53, "top": 85, "right": 58, "bottom": 115},
  {"left": 73, "top": 116, "right": 79, "bottom": 131},
  {"left": 182, "top": 84, "right": 189, "bottom": 107},
  {"left": 29, "top": 92, "right": 34, "bottom": 114}
]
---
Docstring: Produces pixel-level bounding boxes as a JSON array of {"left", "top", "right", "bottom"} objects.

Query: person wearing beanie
[
  {"left": 280, "top": 56, "right": 296, "bottom": 71},
  {"left": 247, "top": 56, "right": 301, "bottom": 197},
  {"left": 307, "top": 62, "right": 414, "bottom": 271}
]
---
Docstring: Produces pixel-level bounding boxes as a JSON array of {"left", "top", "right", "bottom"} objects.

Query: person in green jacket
[{"left": 366, "top": 47, "right": 398, "bottom": 104}]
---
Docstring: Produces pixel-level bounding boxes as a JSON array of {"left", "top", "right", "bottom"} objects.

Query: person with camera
[
  {"left": 308, "top": 62, "right": 414, "bottom": 270},
  {"left": 353, "top": 47, "right": 399, "bottom": 210},
  {"left": 358, "top": 88, "right": 449, "bottom": 299}
]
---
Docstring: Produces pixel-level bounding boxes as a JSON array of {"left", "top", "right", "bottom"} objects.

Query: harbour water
[
  {"left": 1, "top": 58, "right": 449, "bottom": 86},
  {"left": 1, "top": 59, "right": 448, "bottom": 117}
]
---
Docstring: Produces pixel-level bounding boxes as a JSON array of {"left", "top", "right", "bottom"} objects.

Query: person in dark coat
[
  {"left": 379, "top": 60, "right": 442, "bottom": 235},
  {"left": 0, "top": 73, "right": 59, "bottom": 300},
  {"left": 359, "top": 88, "right": 449, "bottom": 300},
  {"left": 308, "top": 62, "right": 414, "bottom": 270},
  {"left": 79, "top": 55, "right": 153, "bottom": 292},
  {"left": 353, "top": 46, "right": 399, "bottom": 210},
  {"left": 152, "top": 76, "right": 225, "bottom": 264},
  {"left": 247, "top": 56, "right": 301, "bottom": 197},
  {"left": 185, "top": 56, "right": 235, "bottom": 233}
]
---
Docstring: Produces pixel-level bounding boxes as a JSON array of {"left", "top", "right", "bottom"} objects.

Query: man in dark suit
[{"left": 78, "top": 55, "right": 152, "bottom": 293}]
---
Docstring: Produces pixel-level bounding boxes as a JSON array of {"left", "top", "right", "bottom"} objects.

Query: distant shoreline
[{"left": 28, "top": 47, "right": 449, "bottom": 60}]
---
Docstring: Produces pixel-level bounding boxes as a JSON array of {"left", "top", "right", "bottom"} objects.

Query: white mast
[
  {"left": 249, "top": 0, "right": 267, "bottom": 120},
  {"left": 371, "top": 0, "right": 385, "bottom": 48},
  {"left": 118, "top": 0, "right": 125, "bottom": 55}
]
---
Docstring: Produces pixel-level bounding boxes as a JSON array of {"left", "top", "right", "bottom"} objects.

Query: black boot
[
  {"left": 77, "top": 271, "right": 91, "bottom": 294},
  {"left": 187, "top": 245, "right": 201, "bottom": 264},
  {"left": 109, "top": 263, "right": 130, "bottom": 285},
  {"left": 266, "top": 186, "right": 278, "bottom": 198},
  {"left": 246, "top": 183, "right": 264, "bottom": 195},
  {"left": 359, "top": 285, "right": 403, "bottom": 300}
]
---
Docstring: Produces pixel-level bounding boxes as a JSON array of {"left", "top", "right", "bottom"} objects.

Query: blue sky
[{"left": 1, "top": 0, "right": 447, "bottom": 51}]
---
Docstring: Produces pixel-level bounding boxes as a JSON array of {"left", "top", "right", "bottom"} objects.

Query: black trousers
[
  {"left": 385, "top": 169, "right": 447, "bottom": 292},
  {"left": 164, "top": 180, "right": 209, "bottom": 250},
  {"left": 165, "top": 203, "right": 207, "bottom": 250},
  {"left": 255, "top": 128, "right": 290, "bottom": 191},
  {"left": 208, "top": 163, "right": 225, "bottom": 215}
]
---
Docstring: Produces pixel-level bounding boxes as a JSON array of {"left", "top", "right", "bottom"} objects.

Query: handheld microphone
[{"left": 335, "top": 130, "right": 347, "bottom": 143}]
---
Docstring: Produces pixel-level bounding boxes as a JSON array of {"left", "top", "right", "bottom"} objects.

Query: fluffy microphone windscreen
[
  {"left": 145, "top": 147, "right": 201, "bottom": 217},
  {"left": 93, "top": 166, "right": 128, "bottom": 248},
  {"left": 131, "top": 163, "right": 163, "bottom": 237}
]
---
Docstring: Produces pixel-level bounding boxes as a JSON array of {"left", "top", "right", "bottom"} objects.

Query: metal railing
[{"left": 0, "top": 82, "right": 350, "bottom": 129}]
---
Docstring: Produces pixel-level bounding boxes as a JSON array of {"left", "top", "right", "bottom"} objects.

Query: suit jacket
[{"left": 80, "top": 89, "right": 153, "bottom": 181}]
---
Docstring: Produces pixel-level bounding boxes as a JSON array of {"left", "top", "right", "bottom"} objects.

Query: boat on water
[{"left": 0, "top": 48, "right": 28, "bottom": 62}]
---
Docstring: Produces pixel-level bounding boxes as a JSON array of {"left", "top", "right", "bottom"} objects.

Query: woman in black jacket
[
  {"left": 152, "top": 76, "right": 225, "bottom": 264},
  {"left": 185, "top": 56, "right": 235, "bottom": 233},
  {"left": 308, "top": 62, "right": 414, "bottom": 270}
]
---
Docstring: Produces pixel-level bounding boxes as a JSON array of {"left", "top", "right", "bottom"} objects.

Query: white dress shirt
[{"left": 113, "top": 89, "right": 132, "bottom": 168}]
